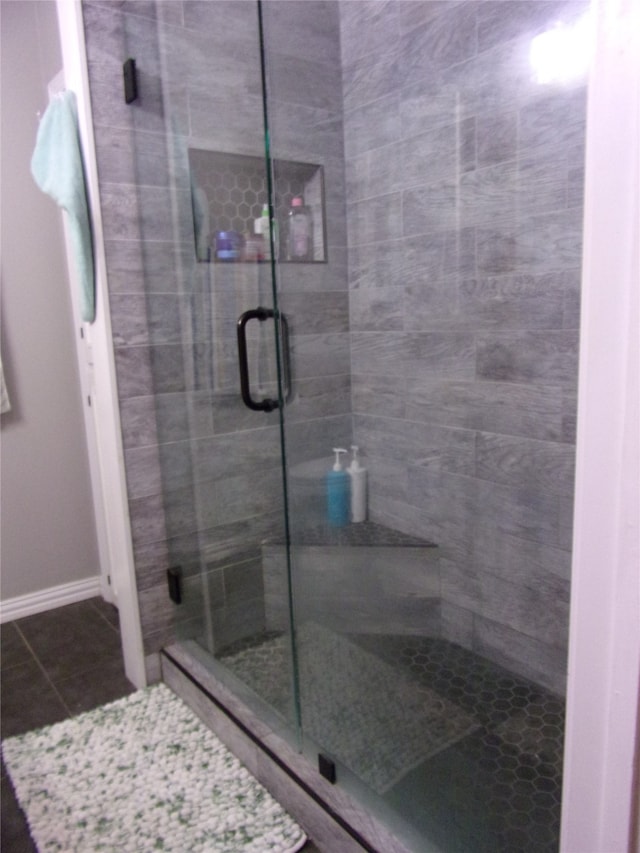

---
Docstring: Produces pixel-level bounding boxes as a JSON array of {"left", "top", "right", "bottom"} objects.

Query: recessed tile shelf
[{"left": 188, "top": 148, "right": 326, "bottom": 264}]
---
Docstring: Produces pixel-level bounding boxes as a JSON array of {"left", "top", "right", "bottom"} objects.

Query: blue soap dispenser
[{"left": 326, "top": 448, "right": 350, "bottom": 527}]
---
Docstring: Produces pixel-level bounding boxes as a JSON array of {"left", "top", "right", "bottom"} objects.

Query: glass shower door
[
  {"left": 260, "top": 1, "right": 585, "bottom": 851},
  {"left": 106, "top": 0, "right": 301, "bottom": 739},
  {"left": 96, "top": 0, "right": 586, "bottom": 848}
]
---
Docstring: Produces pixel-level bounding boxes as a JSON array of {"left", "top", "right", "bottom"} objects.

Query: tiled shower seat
[{"left": 263, "top": 520, "right": 440, "bottom": 635}]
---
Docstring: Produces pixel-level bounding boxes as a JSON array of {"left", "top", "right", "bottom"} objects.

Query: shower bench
[{"left": 262, "top": 520, "right": 440, "bottom": 636}]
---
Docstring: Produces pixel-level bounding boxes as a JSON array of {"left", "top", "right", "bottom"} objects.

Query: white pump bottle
[{"left": 347, "top": 445, "right": 367, "bottom": 523}]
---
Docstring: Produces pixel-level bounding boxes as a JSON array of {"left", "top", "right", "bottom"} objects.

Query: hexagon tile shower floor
[{"left": 221, "top": 631, "right": 565, "bottom": 853}]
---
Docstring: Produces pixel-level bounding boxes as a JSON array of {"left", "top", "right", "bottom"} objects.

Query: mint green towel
[{"left": 31, "top": 91, "right": 95, "bottom": 323}]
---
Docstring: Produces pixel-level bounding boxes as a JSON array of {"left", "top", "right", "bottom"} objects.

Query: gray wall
[
  {"left": 0, "top": 0, "right": 100, "bottom": 603},
  {"left": 342, "top": 0, "right": 587, "bottom": 693}
]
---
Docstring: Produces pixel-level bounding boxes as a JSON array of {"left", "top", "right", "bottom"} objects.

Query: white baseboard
[{"left": 0, "top": 576, "right": 102, "bottom": 624}]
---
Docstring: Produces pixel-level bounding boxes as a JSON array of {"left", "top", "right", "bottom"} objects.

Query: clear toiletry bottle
[
  {"left": 347, "top": 445, "right": 367, "bottom": 523},
  {"left": 326, "top": 448, "right": 350, "bottom": 527},
  {"left": 259, "top": 204, "right": 278, "bottom": 261},
  {"left": 287, "top": 196, "right": 313, "bottom": 261},
  {"left": 245, "top": 219, "right": 264, "bottom": 262}
]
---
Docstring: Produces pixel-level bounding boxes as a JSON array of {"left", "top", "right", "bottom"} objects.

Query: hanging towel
[
  {"left": 0, "top": 356, "right": 11, "bottom": 414},
  {"left": 31, "top": 91, "right": 95, "bottom": 323}
]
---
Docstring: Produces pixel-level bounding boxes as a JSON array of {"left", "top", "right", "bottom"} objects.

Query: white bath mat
[{"left": 2, "top": 683, "right": 306, "bottom": 853}]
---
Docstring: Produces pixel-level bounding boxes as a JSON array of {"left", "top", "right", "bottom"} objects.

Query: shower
[{"left": 80, "top": 0, "right": 590, "bottom": 850}]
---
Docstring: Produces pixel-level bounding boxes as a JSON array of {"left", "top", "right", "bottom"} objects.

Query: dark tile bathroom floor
[
  {"left": 0, "top": 598, "right": 321, "bottom": 853},
  {"left": 1, "top": 597, "right": 136, "bottom": 852}
]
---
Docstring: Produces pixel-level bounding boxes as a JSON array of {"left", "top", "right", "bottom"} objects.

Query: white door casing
[{"left": 55, "top": 0, "right": 146, "bottom": 689}]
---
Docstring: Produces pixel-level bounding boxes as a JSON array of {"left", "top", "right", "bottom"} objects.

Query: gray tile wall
[
  {"left": 340, "top": 0, "right": 589, "bottom": 694},
  {"left": 82, "top": 0, "right": 350, "bottom": 665},
  {"left": 84, "top": 0, "right": 586, "bottom": 696}
]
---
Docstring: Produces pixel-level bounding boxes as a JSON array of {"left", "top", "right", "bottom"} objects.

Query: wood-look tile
[
  {"left": 404, "top": 377, "right": 564, "bottom": 442},
  {"left": 476, "top": 330, "right": 579, "bottom": 386},
  {"left": 342, "top": 47, "right": 402, "bottom": 113},
  {"left": 340, "top": 0, "right": 400, "bottom": 66},
  {"left": 347, "top": 192, "right": 403, "bottom": 247},
  {"left": 351, "top": 332, "right": 405, "bottom": 377},
  {"left": 418, "top": 466, "right": 569, "bottom": 549},
  {"left": 472, "top": 614, "right": 568, "bottom": 696},
  {"left": 349, "top": 239, "right": 406, "bottom": 290},
  {"left": 278, "top": 292, "right": 349, "bottom": 336},
  {"left": 353, "top": 413, "right": 475, "bottom": 476},
  {"left": 350, "top": 286, "right": 404, "bottom": 332},
  {"left": 351, "top": 373, "right": 406, "bottom": 420},
  {"left": 343, "top": 94, "right": 401, "bottom": 159},
  {"left": 519, "top": 88, "right": 587, "bottom": 154},
  {"left": 262, "top": 1, "right": 342, "bottom": 68},
  {"left": 399, "top": 77, "right": 459, "bottom": 142},
  {"left": 266, "top": 52, "right": 343, "bottom": 113},
  {"left": 346, "top": 144, "right": 404, "bottom": 203},
  {"left": 119, "top": 395, "right": 159, "bottom": 450},
  {"left": 399, "top": 122, "right": 457, "bottom": 190},
  {"left": 400, "top": 1, "right": 477, "bottom": 73},
  {"left": 475, "top": 431, "right": 576, "bottom": 498},
  {"left": 189, "top": 89, "right": 264, "bottom": 148},
  {"left": 112, "top": 346, "right": 154, "bottom": 399},
  {"left": 286, "top": 374, "right": 352, "bottom": 423},
  {"left": 402, "top": 183, "right": 458, "bottom": 236},
  {"left": 123, "top": 444, "right": 163, "bottom": 499},
  {"left": 289, "top": 333, "right": 351, "bottom": 380},
  {"left": 440, "top": 558, "right": 569, "bottom": 649},
  {"left": 129, "top": 492, "right": 169, "bottom": 549},
  {"left": 104, "top": 239, "right": 190, "bottom": 296}
]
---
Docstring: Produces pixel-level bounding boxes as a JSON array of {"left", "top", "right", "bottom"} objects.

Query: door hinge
[
  {"left": 318, "top": 754, "right": 336, "bottom": 784},
  {"left": 167, "top": 567, "right": 182, "bottom": 604},
  {"left": 123, "top": 58, "right": 138, "bottom": 104}
]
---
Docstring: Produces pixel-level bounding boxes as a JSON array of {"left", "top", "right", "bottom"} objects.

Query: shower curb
[{"left": 161, "top": 643, "right": 422, "bottom": 853}]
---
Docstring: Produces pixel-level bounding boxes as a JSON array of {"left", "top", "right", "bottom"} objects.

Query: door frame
[
  {"left": 560, "top": 0, "right": 639, "bottom": 849},
  {"left": 56, "top": 0, "right": 146, "bottom": 689}
]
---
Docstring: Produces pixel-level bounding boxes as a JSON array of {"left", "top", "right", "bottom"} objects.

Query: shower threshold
[{"left": 161, "top": 640, "right": 405, "bottom": 852}]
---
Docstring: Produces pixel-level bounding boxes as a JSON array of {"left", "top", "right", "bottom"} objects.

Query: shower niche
[{"left": 188, "top": 148, "right": 326, "bottom": 264}]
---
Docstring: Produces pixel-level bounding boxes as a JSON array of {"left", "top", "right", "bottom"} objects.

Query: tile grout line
[
  {"left": 88, "top": 599, "right": 122, "bottom": 636},
  {"left": 11, "top": 623, "right": 74, "bottom": 719},
  {"left": 0, "top": 624, "right": 33, "bottom": 673}
]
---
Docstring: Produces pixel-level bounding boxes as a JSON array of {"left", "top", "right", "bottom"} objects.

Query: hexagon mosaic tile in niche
[{"left": 188, "top": 148, "right": 326, "bottom": 261}]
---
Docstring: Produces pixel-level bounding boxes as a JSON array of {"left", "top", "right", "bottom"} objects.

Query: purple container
[{"left": 215, "top": 230, "right": 243, "bottom": 261}]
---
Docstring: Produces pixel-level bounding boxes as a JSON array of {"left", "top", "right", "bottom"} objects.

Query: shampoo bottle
[
  {"left": 347, "top": 445, "right": 367, "bottom": 523},
  {"left": 326, "top": 448, "right": 350, "bottom": 527}
]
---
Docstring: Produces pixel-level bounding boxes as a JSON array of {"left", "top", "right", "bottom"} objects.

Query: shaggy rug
[{"left": 2, "top": 683, "right": 306, "bottom": 853}]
